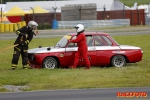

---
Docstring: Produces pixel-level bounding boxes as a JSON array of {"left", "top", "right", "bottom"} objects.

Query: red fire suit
[{"left": 70, "top": 32, "right": 90, "bottom": 69}]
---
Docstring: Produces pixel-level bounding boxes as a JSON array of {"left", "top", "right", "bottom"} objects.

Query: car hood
[
  {"left": 28, "top": 46, "right": 65, "bottom": 53},
  {"left": 119, "top": 45, "right": 141, "bottom": 50}
]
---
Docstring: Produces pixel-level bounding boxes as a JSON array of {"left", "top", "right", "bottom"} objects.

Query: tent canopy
[
  {"left": 27, "top": 6, "right": 49, "bottom": 14},
  {"left": 4, "top": 6, "right": 26, "bottom": 16}
]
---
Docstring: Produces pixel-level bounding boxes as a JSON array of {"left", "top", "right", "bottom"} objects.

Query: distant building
[
  {"left": 4, "top": 0, "right": 128, "bottom": 13},
  {"left": 138, "top": 4, "right": 150, "bottom": 17},
  {"left": 0, "top": 4, "right": 6, "bottom": 11}
]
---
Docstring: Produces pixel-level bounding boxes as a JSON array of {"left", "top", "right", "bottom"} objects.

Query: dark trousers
[{"left": 11, "top": 46, "right": 28, "bottom": 68}]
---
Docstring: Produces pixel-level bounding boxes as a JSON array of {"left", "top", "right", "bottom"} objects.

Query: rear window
[{"left": 94, "top": 35, "right": 112, "bottom": 46}]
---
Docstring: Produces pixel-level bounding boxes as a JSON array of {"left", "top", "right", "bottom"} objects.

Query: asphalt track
[
  {"left": 0, "top": 87, "right": 149, "bottom": 100},
  {"left": 0, "top": 29, "right": 150, "bottom": 39},
  {"left": 0, "top": 29, "right": 150, "bottom": 100}
]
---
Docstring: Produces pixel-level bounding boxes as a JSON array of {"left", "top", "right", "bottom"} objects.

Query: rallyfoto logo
[{"left": 117, "top": 92, "right": 148, "bottom": 98}]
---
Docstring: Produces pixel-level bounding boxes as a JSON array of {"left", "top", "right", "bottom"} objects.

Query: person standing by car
[
  {"left": 11, "top": 21, "right": 38, "bottom": 70},
  {"left": 68, "top": 24, "right": 90, "bottom": 69}
]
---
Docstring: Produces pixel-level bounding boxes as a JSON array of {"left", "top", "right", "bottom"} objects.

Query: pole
[
  {"left": 0, "top": 8, "right": 2, "bottom": 23},
  {"left": 53, "top": 0, "right": 57, "bottom": 20},
  {"left": 123, "top": 3, "right": 125, "bottom": 19},
  {"left": 30, "top": 7, "right": 34, "bottom": 20},
  {"left": 54, "top": 7, "right": 56, "bottom": 20},
  {"left": 79, "top": 5, "right": 82, "bottom": 20},
  {"left": 103, "top": 5, "right": 106, "bottom": 19},
  {"left": 1, "top": 0, "right": 2, "bottom": 23},
  {"left": 148, "top": 3, "right": 150, "bottom": 17},
  {"left": 52, "top": 7, "right": 57, "bottom": 20}
]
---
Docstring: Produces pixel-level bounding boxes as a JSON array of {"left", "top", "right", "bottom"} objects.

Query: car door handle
[{"left": 89, "top": 48, "right": 95, "bottom": 50}]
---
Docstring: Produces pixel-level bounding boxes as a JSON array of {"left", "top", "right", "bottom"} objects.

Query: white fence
[
  {"left": 57, "top": 19, "right": 130, "bottom": 29},
  {"left": 145, "top": 17, "right": 150, "bottom": 25}
]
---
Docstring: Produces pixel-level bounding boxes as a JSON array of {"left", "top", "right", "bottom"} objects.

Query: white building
[
  {"left": 4, "top": 0, "right": 128, "bottom": 12},
  {"left": 0, "top": 4, "right": 6, "bottom": 11},
  {"left": 138, "top": 4, "right": 150, "bottom": 17}
]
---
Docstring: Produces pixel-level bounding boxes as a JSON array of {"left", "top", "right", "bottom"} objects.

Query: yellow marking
[
  {"left": 16, "top": 31, "right": 20, "bottom": 35},
  {"left": 15, "top": 46, "right": 21, "bottom": 51},
  {"left": 64, "top": 35, "right": 71, "bottom": 39},
  {"left": 26, "top": 40, "right": 29, "bottom": 43}
]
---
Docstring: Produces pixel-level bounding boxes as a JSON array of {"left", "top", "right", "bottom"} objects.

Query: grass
[
  {"left": 0, "top": 34, "right": 150, "bottom": 92},
  {"left": 120, "top": 0, "right": 150, "bottom": 7},
  {"left": 89, "top": 25, "right": 150, "bottom": 32}
]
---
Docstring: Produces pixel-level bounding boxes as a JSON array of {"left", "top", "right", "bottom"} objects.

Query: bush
[{"left": 38, "top": 23, "right": 51, "bottom": 30}]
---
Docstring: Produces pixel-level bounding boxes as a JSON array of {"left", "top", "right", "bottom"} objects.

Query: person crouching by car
[
  {"left": 68, "top": 24, "right": 90, "bottom": 69},
  {"left": 11, "top": 21, "right": 38, "bottom": 70}
]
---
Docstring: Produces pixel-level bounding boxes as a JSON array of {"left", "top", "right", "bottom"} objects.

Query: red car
[{"left": 27, "top": 32, "right": 143, "bottom": 69}]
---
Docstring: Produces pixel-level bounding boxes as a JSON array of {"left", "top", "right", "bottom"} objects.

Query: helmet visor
[{"left": 74, "top": 26, "right": 79, "bottom": 29}]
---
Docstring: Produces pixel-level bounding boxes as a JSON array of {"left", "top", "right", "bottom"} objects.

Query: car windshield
[{"left": 55, "top": 35, "right": 72, "bottom": 48}]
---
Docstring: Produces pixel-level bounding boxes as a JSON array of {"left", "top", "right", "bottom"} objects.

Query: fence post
[
  {"left": 103, "top": 5, "right": 106, "bottom": 19},
  {"left": 123, "top": 4, "right": 125, "bottom": 19},
  {"left": 131, "top": 10, "right": 133, "bottom": 25}
]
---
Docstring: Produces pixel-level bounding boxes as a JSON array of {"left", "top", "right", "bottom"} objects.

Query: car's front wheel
[
  {"left": 111, "top": 55, "right": 126, "bottom": 67},
  {"left": 42, "top": 57, "right": 58, "bottom": 69}
]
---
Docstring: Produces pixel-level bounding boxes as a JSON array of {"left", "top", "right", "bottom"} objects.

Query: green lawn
[
  {"left": 120, "top": 0, "right": 150, "bottom": 7},
  {"left": 0, "top": 34, "right": 150, "bottom": 92}
]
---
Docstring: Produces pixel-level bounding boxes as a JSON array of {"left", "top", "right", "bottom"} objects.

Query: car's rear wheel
[
  {"left": 111, "top": 55, "right": 126, "bottom": 67},
  {"left": 42, "top": 57, "right": 58, "bottom": 69}
]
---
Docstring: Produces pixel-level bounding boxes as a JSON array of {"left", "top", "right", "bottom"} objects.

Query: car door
[
  {"left": 64, "top": 36, "right": 78, "bottom": 67},
  {"left": 64, "top": 35, "right": 97, "bottom": 67},
  {"left": 94, "top": 35, "right": 120, "bottom": 66}
]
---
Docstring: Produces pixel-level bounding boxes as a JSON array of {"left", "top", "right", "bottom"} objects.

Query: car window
[
  {"left": 103, "top": 36, "right": 113, "bottom": 46},
  {"left": 94, "top": 35, "right": 112, "bottom": 46},
  {"left": 67, "top": 36, "right": 77, "bottom": 47},
  {"left": 86, "top": 35, "right": 93, "bottom": 46}
]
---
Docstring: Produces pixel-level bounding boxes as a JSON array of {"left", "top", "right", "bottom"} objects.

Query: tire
[
  {"left": 42, "top": 57, "right": 58, "bottom": 69},
  {"left": 111, "top": 55, "right": 126, "bottom": 67}
]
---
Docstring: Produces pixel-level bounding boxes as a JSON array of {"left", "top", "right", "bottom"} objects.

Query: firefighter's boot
[
  {"left": 23, "top": 65, "right": 29, "bottom": 69},
  {"left": 11, "top": 64, "right": 17, "bottom": 70}
]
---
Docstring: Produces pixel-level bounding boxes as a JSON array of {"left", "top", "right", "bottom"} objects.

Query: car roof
[{"left": 67, "top": 32, "right": 109, "bottom": 36}]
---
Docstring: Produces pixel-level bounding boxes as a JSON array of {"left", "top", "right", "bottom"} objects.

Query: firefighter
[
  {"left": 68, "top": 24, "right": 91, "bottom": 69},
  {"left": 11, "top": 21, "right": 38, "bottom": 70}
]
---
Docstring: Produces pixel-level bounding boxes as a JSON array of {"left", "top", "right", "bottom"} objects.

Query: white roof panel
[
  {"left": 4, "top": 0, "right": 114, "bottom": 12},
  {"left": 0, "top": 4, "right": 6, "bottom": 11}
]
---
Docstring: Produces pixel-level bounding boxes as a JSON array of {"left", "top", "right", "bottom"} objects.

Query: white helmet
[
  {"left": 28, "top": 21, "right": 38, "bottom": 28},
  {"left": 75, "top": 24, "right": 84, "bottom": 33}
]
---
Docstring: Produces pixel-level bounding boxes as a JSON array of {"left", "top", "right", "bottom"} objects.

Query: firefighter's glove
[
  {"left": 24, "top": 40, "right": 29, "bottom": 46},
  {"left": 20, "top": 34, "right": 28, "bottom": 40},
  {"left": 21, "top": 40, "right": 29, "bottom": 46},
  {"left": 23, "top": 34, "right": 28, "bottom": 40}
]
